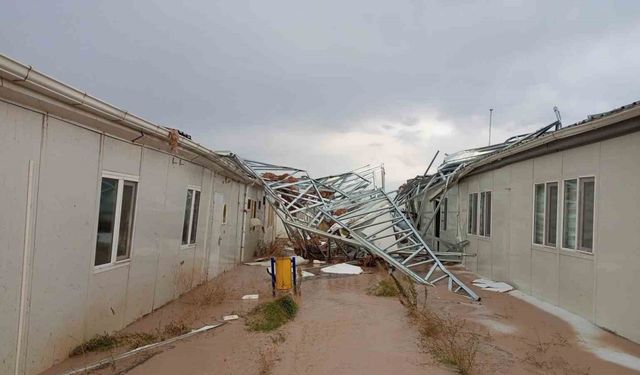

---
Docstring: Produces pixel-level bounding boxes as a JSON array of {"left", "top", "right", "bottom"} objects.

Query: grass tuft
[
  {"left": 70, "top": 334, "right": 121, "bottom": 356},
  {"left": 246, "top": 295, "right": 298, "bottom": 332},
  {"left": 69, "top": 321, "right": 192, "bottom": 357},
  {"left": 367, "top": 279, "right": 400, "bottom": 297},
  {"left": 390, "top": 273, "right": 479, "bottom": 375}
]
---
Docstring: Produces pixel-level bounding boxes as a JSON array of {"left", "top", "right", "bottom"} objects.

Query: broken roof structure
[
  {"left": 400, "top": 99, "right": 640, "bottom": 344},
  {"left": 235, "top": 158, "right": 480, "bottom": 301},
  {"left": 398, "top": 100, "right": 640, "bottom": 216}
]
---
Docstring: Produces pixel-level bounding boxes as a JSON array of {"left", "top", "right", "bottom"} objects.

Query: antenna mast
[{"left": 488, "top": 108, "right": 494, "bottom": 145}]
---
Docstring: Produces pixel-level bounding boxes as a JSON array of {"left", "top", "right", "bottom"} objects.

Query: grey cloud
[{"left": 2, "top": 0, "right": 640, "bottom": 182}]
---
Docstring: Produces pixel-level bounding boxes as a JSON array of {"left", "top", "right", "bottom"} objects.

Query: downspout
[{"left": 239, "top": 184, "right": 249, "bottom": 262}]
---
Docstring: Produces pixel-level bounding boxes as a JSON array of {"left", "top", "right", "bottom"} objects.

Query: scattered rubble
[
  {"left": 472, "top": 278, "right": 514, "bottom": 293},
  {"left": 320, "top": 263, "right": 363, "bottom": 275}
]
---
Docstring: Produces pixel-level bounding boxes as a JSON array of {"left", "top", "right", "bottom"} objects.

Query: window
[
  {"left": 440, "top": 198, "right": 448, "bottom": 231},
  {"left": 483, "top": 191, "right": 491, "bottom": 237},
  {"left": 563, "top": 177, "right": 595, "bottom": 252},
  {"left": 533, "top": 182, "right": 558, "bottom": 246},
  {"left": 222, "top": 203, "right": 228, "bottom": 224},
  {"left": 252, "top": 200, "right": 257, "bottom": 218},
  {"left": 468, "top": 193, "right": 478, "bottom": 234},
  {"left": 534, "top": 184, "right": 545, "bottom": 244},
  {"left": 562, "top": 179, "right": 577, "bottom": 249},
  {"left": 545, "top": 182, "right": 558, "bottom": 246},
  {"left": 267, "top": 206, "right": 274, "bottom": 227},
  {"left": 468, "top": 191, "right": 490, "bottom": 237},
  {"left": 182, "top": 187, "right": 201, "bottom": 246},
  {"left": 95, "top": 174, "right": 138, "bottom": 267}
]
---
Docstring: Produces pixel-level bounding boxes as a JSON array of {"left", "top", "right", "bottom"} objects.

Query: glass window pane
[
  {"left": 95, "top": 178, "right": 118, "bottom": 266},
  {"left": 545, "top": 183, "right": 558, "bottom": 246},
  {"left": 182, "top": 190, "right": 193, "bottom": 245},
  {"left": 441, "top": 198, "right": 447, "bottom": 231},
  {"left": 485, "top": 192, "right": 491, "bottom": 236},
  {"left": 579, "top": 178, "right": 595, "bottom": 251},
  {"left": 479, "top": 193, "right": 485, "bottom": 236},
  {"left": 534, "top": 184, "right": 544, "bottom": 244},
  {"left": 117, "top": 181, "right": 137, "bottom": 260},
  {"left": 468, "top": 194, "right": 473, "bottom": 233},
  {"left": 563, "top": 179, "right": 577, "bottom": 248},
  {"left": 222, "top": 204, "right": 227, "bottom": 224},
  {"left": 190, "top": 190, "right": 201, "bottom": 244},
  {"left": 472, "top": 193, "right": 478, "bottom": 234}
]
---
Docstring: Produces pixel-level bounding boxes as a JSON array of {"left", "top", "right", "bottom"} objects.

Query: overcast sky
[{"left": 2, "top": 1, "right": 639, "bottom": 189}]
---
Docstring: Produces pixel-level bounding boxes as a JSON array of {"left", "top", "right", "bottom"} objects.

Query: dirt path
[
  {"left": 270, "top": 274, "right": 451, "bottom": 375},
  {"left": 41, "top": 262, "right": 640, "bottom": 375},
  {"left": 122, "top": 271, "right": 449, "bottom": 375}
]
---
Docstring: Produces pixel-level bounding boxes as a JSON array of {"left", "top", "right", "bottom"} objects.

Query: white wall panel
[
  {"left": 0, "top": 101, "right": 43, "bottom": 375},
  {"left": 102, "top": 136, "right": 141, "bottom": 176},
  {"left": 27, "top": 117, "right": 100, "bottom": 375},
  {"left": 124, "top": 148, "right": 168, "bottom": 322}
]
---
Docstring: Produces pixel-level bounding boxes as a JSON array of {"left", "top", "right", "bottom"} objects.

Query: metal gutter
[{"left": 0, "top": 53, "right": 253, "bottom": 183}]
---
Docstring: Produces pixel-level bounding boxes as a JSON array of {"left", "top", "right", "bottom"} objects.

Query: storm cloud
[{"left": 2, "top": 1, "right": 639, "bottom": 188}]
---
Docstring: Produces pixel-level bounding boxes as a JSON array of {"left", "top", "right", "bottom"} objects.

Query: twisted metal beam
[{"left": 235, "top": 157, "right": 479, "bottom": 301}]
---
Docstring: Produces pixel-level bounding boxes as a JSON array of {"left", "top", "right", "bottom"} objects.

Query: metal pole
[{"left": 488, "top": 108, "right": 494, "bottom": 146}]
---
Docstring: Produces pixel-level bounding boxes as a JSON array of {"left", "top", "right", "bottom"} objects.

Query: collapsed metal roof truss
[{"left": 237, "top": 158, "right": 479, "bottom": 301}]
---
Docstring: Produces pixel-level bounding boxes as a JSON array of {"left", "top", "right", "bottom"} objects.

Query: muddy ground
[{"left": 42, "top": 262, "right": 640, "bottom": 375}]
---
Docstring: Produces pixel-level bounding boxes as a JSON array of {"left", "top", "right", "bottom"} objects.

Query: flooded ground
[{"left": 41, "top": 262, "right": 640, "bottom": 375}]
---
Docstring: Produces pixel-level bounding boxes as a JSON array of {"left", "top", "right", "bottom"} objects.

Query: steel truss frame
[{"left": 235, "top": 158, "right": 479, "bottom": 301}]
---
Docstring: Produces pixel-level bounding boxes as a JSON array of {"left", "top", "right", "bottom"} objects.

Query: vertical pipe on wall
[{"left": 14, "top": 160, "right": 35, "bottom": 375}]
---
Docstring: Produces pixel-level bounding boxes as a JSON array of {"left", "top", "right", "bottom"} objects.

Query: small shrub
[
  {"left": 391, "top": 273, "right": 479, "bottom": 375},
  {"left": 367, "top": 279, "right": 399, "bottom": 297},
  {"left": 70, "top": 334, "right": 121, "bottom": 356},
  {"left": 126, "top": 332, "right": 158, "bottom": 349},
  {"left": 70, "top": 320, "right": 192, "bottom": 356},
  {"left": 257, "top": 240, "right": 286, "bottom": 258},
  {"left": 161, "top": 321, "right": 190, "bottom": 339},
  {"left": 246, "top": 295, "right": 298, "bottom": 332}
]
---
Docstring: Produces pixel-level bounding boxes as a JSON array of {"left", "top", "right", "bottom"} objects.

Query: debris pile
[{"left": 234, "top": 159, "right": 480, "bottom": 300}]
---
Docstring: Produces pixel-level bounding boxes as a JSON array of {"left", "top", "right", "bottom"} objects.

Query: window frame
[
  {"left": 181, "top": 185, "right": 201, "bottom": 248},
  {"left": 94, "top": 171, "right": 139, "bottom": 270},
  {"left": 467, "top": 193, "right": 478, "bottom": 235},
  {"left": 561, "top": 176, "right": 596, "bottom": 254},
  {"left": 532, "top": 181, "right": 559, "bottom": 248},
  {"left": 468, "top": 191, "right": 491, "bottom": 238},
  {"left": 479, "top": 191, "right": 491, "bottom": 238},
  {"left": 440, "top": 198, "right": 448, "bottom": 231}
]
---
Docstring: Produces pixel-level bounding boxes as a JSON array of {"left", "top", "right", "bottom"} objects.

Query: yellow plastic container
[{"left": 275, "top": 257, "right": 293, "bottom": 290}]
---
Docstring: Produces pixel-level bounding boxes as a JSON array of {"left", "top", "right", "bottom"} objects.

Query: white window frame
[
  {"left": 94, "top": 171, "right": 139, "bottom": 271},
  {"left": 561, "top": 176, "right": 596, "bottom": 254},
  {"left": 467, "top": 193, "right": 478, "bottom": 235},
  {"left": 532, "top": 181, "right": 559, "bottom": 248},
  {"left": 468, "top": 191, "right": 491, "bottom": 238},
  {"left": 181, "top": 185, "right": 201, "bottom": 248},
  {"left": 479, "top": 191, "right": 491, "bottom": 238}
]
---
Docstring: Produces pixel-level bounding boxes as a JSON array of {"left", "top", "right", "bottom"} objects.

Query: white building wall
[
  {"left": 0, "top": 98, "right": 260, "bottom": 375},
  {"left": 453, "top": 133, "right": 640, "bottom": 343},
  {"left": 0, "top": 100, "right": 43, "bottom": 375}
]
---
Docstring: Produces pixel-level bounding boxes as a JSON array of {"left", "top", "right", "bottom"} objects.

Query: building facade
[
  {"left": 0, "top": 55, "right": 277, "bottom": 375},
  {"left": 417, "top": 102, "right": 640, "bottom": 344}
]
